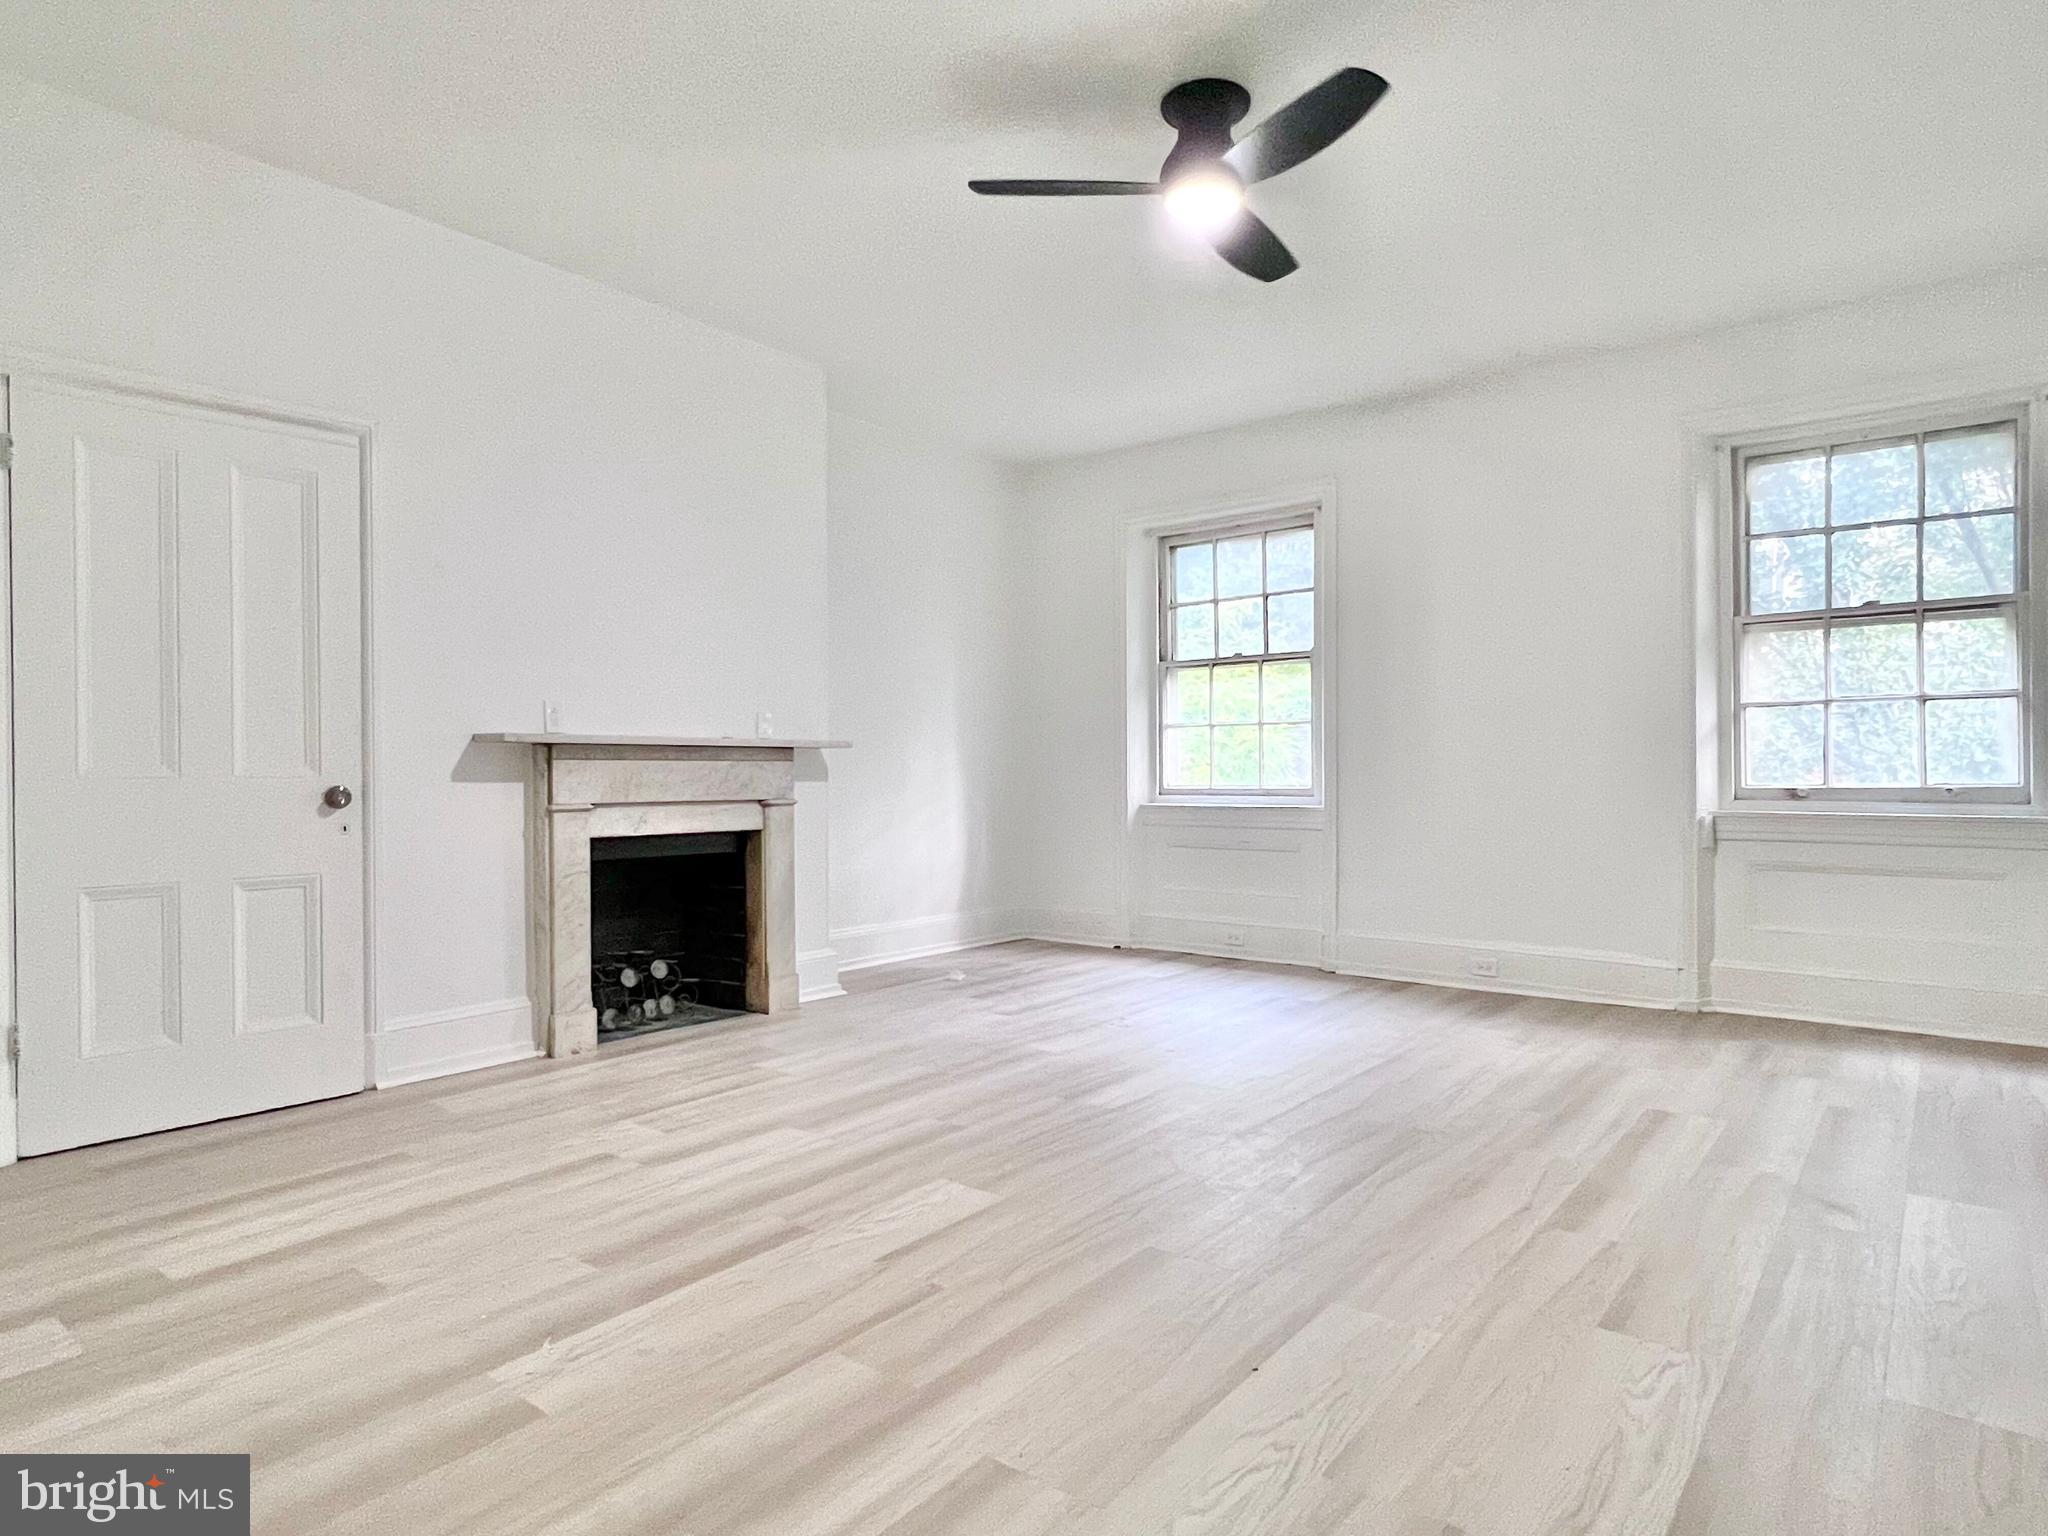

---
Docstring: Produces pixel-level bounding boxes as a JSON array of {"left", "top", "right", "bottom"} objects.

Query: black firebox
[{"left": 588, "top": 831, "right": 750, "bottom": 1039}]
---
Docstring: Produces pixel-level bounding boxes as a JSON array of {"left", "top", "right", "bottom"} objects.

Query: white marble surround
[{"left": 476, "top": 735, "right": 847, "bottom": 1057}]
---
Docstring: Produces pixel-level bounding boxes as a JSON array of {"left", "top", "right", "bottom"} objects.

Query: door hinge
[
  {"left": 5, "top": 1025, "right": 17, "bottom": 1063},
  {"left": 0, "top": 432, "right": 12, "bottom": 469}
]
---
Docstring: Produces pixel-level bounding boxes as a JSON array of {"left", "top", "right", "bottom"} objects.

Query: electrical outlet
[
  {"left": 1220, "top": 930, "right": 1247, "bottom": 949},
  {"left": 1467, "top": 955, "right": 1501, "bottom": 979}
]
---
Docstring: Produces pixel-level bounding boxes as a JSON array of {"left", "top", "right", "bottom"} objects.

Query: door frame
[{"left": 0, "top": 347, "right": 380, "bottom": 1166}]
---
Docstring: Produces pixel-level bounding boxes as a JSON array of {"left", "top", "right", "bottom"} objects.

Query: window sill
[
  {"left": 1139, "top": 799, "right": 1327, "bottom": 829},
  {"left": 1709, "top": 807, "right": 2048, "bottom": 850}
]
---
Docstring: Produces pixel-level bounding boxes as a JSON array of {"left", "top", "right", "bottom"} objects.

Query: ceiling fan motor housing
[{"left": 1159, "top": 78, "right": 1252, "bottom": 182}]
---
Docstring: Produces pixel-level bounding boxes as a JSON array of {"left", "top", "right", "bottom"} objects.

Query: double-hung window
[
  {"left": 1158, "top": 515, "right": 1318, "bottom": 797},
  {"left": 1735, "top": 410, "right": 2030, "bottom": 801}
]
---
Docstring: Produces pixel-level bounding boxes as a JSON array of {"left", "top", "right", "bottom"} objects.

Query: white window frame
[
  {"left": 1713, "top": 390, "right": 2046, "bottom": 811},
  {"left": 1126, "top": 491, "right": 1331, "bottom": 810},
  {"left": 1154, "top": 510, "right": 1321, "bottom": 802}
]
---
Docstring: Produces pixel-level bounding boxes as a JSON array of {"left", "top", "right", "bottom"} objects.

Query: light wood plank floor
[{"left": 4, "top": 941, "right": 2047, "bottom": 1534}]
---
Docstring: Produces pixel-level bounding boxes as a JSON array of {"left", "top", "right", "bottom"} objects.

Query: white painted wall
[
  {"left": 1015, "top": 261, "right": 2048, "bottom": 1039},
  {"left": 824, "top": 412, "right": 1022, "bottom": 971},
  {"left": 0, "top": 79, "right": 834, "bottom": 1091}
]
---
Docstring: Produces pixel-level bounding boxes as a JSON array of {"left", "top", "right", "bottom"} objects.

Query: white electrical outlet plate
[{"left": 1468, "top": 956, "right": 1501, "bottom": 979}]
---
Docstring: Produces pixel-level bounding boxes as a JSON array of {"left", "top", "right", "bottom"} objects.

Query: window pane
[
  {"left": 1745, "top": 704, "right": 1824, "bottom": 787},
  {"left": 1749, "top": 534, "right": 1825, "bottom": 614},
  {"left": 1923, "top": 513, "right": 2017, "bottom": 600},
  {"left": 1212, "top": 662, "right": 1260, "bottom": 724},
  {"left": 1829, "top": 699, "right": 1919, "bottom": 787},
  {"left": 1829, "top": 440, "right": 1917, "bottom": 525},
  {"left": 1265, "top": 528, "right": 1314, "bottom": 591},
  {"left": 1924, "top": 612, "right": 2019, "bottom": 695},
  {"left": 1267, "top": 591, "right": 1314, "bottom": 651},
  {"left": 1262, "top": 659, "right": 1311, "bottom": 723},
  {"left": 1162, "top": 727, "right": 1210, "bottom": 789},
  {"left": 1172, "top": 542, "right": 1214, "bottom": 602},
  {"left": 1741, "top": 627, "right": 1823, "bottom": 703},
  {"left": 1925, "top": 426, "right": 2016, "bottom": 517},
  {"left": 1174, "top": 603, "right": 1215, "bottom": 661},
  {"left": 1165, "top": 666, "right": 1210, "bottom": 725},
  {"left": 1747, "top": 452, "right": 1824, "bottom": 533},
  {"left": 1830, "top": 524, "right": 1917, "bottom": 607},
  {"left": 1829, "top": 621, "right": 1917, "bottom": 698},
  {"left": 1212, "top": 725, "right": 1259, "bottom": 787},
  {"left": 1262, "top": 725, "right": 1311, "bottom": 789},
  {"left": 1926, "top": 696, "right": 2022, "bottom": 786},
  {"left": 1217, "top": 597, "right": 1264, "bottom": 657},
  {"left": 1216, "top": 536, "right": 1263, "bottom": 598}
]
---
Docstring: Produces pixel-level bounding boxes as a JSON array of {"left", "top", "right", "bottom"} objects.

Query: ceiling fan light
[{"left": 1162, "top": 170, "right": 1244, "bottom": 238}]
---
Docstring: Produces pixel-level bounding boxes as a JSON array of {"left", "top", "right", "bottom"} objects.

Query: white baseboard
[
  {"left": 824, "top": 906, "right": 1129, "bottom": 975},
  {"left": 1006, "top": 907, "right": 1122, "bottom": 948},
  {"left": 372, "top": 997, "right": 541, "bottom": 1087},
  {"left": 1332, "top": 932, "right": 1686, "bottom": 1009},
  {"left": 831, "top": 909, "right": 1022, "bottom": 974},
  {"left": 798, "top": 947, "right": 846, "bottom": 1003},
  {"left": 936, "top": 916, "right": 1685, "bottom": 1013},
  {"left": 930, "top": 910, "right": 1683, "bottom": 1013},
  {"left": 1707, "top": 962, "right": 2048, "bottom": 1049},
  {"left": 1125, "top": 914, "right": 1325, "bottom": 968}
]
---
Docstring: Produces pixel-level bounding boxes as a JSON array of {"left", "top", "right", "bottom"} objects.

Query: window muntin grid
[
  {"left": 1159, "top": 518, "right": 1316, "bottom": 796},
  {"left": 1737, "top": 417, "right": 2028, "bottom": 798}
]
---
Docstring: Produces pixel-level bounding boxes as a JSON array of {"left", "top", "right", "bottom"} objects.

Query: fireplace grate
[{"left": 593, "top": 951, "right": 741, "bottom": 1038}]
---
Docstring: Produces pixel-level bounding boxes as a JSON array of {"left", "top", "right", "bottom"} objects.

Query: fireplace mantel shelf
[{"left": 476, "top": 732, "right": 849, "bottom": 750}]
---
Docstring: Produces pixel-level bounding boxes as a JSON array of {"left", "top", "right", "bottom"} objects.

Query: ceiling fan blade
[
  {"left": 968, "top": 179, "right": 1161, "bottom": 196},
  {"left": 1212, "top": 211, "right": 1298, "bottom": 282},
  {"left": 1222, "top": 68, "right": 1388, "bottom": 185}
]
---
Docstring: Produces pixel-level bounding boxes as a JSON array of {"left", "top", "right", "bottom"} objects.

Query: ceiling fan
[{"left": 969, "top": 68, "right": 1389, "bottom": 282}]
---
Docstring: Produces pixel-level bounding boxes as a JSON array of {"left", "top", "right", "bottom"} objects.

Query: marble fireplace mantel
[
  {"left": 476, "top": 732, "right": 847, "bottom": 1058},
  {"left": 477, "top": 733, "right": 852, "bottom": 751}
]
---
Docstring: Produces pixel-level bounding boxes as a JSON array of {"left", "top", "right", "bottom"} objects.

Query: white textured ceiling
[{"left": 9, "top": 0, "right": 2048, "bottom": 458}]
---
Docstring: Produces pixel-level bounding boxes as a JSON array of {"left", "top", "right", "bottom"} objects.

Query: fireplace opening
[{"left": 589, "top": 831, "right": 751, "bottom": 1041}]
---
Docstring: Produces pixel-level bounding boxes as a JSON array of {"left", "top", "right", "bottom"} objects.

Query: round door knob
[{"left": 323, "top": 785, "right": 354, "bottom": 810}]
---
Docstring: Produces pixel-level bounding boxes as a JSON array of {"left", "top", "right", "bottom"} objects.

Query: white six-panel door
[{"left": 10, "top": 380, "right": 365, "bottom": 1154}]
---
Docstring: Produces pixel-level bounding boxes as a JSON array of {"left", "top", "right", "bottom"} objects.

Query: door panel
[
  {"left": 78, "top": 883, "right": 182, "bottom": 1055},
  {"left": 232, "top": 874, "right": 323, "bottom": 1034},
  {"left": 74, "top": 437, "right": 180, "bottom": 777},
  {"left": 230, "top": 465, "right": 323, "bottom": 779},
  {"left": 11, "top": 380, "right": 365, "bottom": 1154}
]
